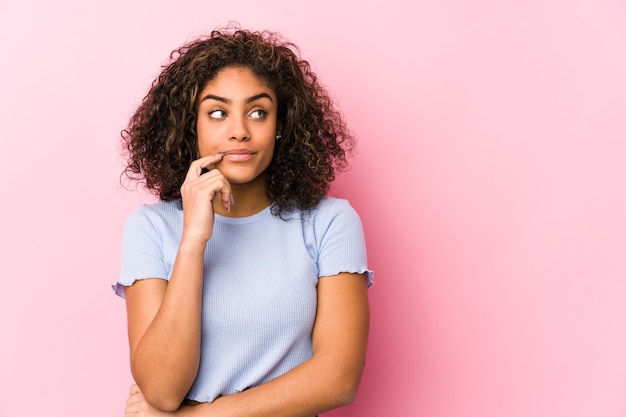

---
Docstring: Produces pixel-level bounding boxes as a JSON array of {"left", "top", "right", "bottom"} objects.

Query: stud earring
[{"left": 275, "top": 134, "right": 282, "bottom": 140}]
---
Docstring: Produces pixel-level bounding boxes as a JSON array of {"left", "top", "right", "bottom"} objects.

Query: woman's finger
[
  {"left": 220, "top": 186, "right": 233, "bottom": 212},
  {"left": 184, "top": 153, "right": 225, "bottom": 182}
]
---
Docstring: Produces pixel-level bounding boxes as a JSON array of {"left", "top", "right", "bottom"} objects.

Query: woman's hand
[
  {"left": 180, "top": 153, "right": 231, "bottom": 246},
  {"left": 124, "top": 384, "right": 210, "bottom": 417},
  {"left": 124, "top": 384, "right": 178, "bottom": 417}
]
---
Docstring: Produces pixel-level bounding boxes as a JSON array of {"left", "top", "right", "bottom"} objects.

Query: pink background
[{"left": 1, "top": 1, "right": 625, "bottom": 416}]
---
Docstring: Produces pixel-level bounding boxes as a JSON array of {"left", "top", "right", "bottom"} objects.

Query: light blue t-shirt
[{"left": 114, "top": 197, "right": 373, "bottom": 403}]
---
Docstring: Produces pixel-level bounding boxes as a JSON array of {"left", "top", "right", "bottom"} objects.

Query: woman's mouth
[{"left": 221, "top": 150, "right": 257, "bottom": 162}]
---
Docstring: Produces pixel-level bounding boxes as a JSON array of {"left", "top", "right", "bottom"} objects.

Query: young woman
[{"left": 114, "top": 26, "right": 373, "bottom": 417}]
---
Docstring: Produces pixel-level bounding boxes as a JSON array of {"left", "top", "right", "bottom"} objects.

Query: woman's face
[{"left": 196, "top": 66, "right": 279, "bottom": 185}]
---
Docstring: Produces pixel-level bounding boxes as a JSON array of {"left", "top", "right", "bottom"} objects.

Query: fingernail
[
  {"left": 230, "top": 195, "right": 235, "bottom": 205},
  {"left": 217, "top": 152, "right": 225, "bottom": 157}
]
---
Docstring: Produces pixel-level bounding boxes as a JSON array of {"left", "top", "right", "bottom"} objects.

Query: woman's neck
[{"left": 213, "top": 177, "right": 270, "bottom": 218}]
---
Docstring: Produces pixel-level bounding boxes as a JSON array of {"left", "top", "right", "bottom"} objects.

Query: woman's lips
[{"left": 221, "top": 150, "right": 256, "bottom": 162}]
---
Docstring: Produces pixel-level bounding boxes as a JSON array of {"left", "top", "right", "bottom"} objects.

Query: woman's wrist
[
  {"left": 178, "top": 236, "right": 210, "bottom": 252},
  {"left": 178, "top": 401, "right": 209, "bottom": 417}
]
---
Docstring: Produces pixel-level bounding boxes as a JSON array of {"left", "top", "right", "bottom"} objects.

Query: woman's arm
[
  {"left": 124, "top": 271, "right": 369, "bottom": 417},
  {"left": 124, "top": 155, "right": 231, "bottom": 411},
  {"left": 125, "top": 242, "right": 204, "bottom": 411}
]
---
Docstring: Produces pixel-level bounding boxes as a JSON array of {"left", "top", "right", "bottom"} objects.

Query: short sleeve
[
  {"left": 112, "top": 205, "right": 170, "bottom": 298},
  {"left": 315, "top": 199, "right": 374, "bottom": 287}
]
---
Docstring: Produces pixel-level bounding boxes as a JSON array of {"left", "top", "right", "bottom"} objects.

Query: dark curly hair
[{"left": 121, "top": 26, "right": 354, "bottom": 216}]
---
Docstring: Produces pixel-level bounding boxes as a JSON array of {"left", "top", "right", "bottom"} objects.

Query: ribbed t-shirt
[{"left": 113, "top": 197, "right": 373, "bottom": 403}]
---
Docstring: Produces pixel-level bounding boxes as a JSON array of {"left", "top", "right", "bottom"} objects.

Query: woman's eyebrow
[
  {"left": 200, "top": 94, "right": 229, "bottom": 104},
  {"left": 245, "top": 93, "right": 273, "bottom": 103},
  {"left": 199, "top": 92, "right": 274, "bottom": 104}
]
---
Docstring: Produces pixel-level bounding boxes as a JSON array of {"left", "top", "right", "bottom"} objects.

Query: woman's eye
[
  {"left": 209, "top": 109, "right": 227, "bottom": 119},
  {"left": 250, "top": 109, "right": 266, "bottom": 119}
]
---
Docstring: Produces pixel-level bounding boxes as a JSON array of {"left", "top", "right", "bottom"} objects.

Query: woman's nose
[{"left": 229, "top": 116, "right": 250, "bottom": 141}]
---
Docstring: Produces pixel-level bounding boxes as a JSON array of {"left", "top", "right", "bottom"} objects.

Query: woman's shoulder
[
  {"left": 313, "top": 196, "right": 358, "bottom": 216},
  {"left": 130, "top": 199, "right": 180, "bottom": 215},
  {"left": 124, "top": 199, "right": 182, "bottom": 228},
  {"left": 301, "top": 197, "right": 362, "bottom": 229}
]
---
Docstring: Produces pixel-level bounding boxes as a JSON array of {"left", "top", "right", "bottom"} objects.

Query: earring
[{"left": 275, "top": 134, "right": 282, "bottom": 140}]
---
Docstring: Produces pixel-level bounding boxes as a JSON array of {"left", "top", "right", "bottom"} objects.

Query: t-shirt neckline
[{"left": 214, "top": 205, "right": 272, "bottom": 225}]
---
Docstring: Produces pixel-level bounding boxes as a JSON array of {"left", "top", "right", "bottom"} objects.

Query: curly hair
[{"left": 121, "top": 26, "right": 354, "bottom": 216}]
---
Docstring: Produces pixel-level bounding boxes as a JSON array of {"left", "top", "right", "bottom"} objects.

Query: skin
[{"left": 122, "top": 66, "right": 369, "bottom": 417}]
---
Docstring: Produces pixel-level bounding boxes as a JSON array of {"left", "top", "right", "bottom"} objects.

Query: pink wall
[{"left": 1, "top": 1, "right": 625, "bottom": 416}]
